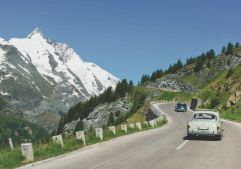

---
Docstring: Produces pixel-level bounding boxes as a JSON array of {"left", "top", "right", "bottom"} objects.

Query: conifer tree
[{"left": 226, "top": 42, "right": 234, "bottom": 54}]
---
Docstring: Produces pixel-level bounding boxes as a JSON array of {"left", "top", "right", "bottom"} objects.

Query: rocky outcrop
[
  {"left": 83, "top": 97, "right": 132, "bottom": 129},
  {"left": 227, "top": 91, "right": 241, "bottom": 107},
  {"left": 62, "top": 97, "right": 132, "bottom": 135},
  {"left": 62, "top": 119, "right": 80, "bottom": 136},
  {"left": 146, "top": 77, "right": 197, "bottom": 93}
]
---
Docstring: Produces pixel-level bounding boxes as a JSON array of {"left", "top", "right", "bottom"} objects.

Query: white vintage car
[{"left": 187, "top": 110, "right": 223, "bottom": 140}]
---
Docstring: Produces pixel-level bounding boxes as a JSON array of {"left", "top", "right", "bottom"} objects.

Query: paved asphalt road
[{"left": 19, "top": 103, "right": 241, "bottom": 169}]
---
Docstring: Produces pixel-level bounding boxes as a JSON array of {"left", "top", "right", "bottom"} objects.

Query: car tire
[
  {"left": 187, "top": 134, "right": 192, "bottom": 140},
  {"left": 217, "top": 135, "right": 223, "bottom": 141}
]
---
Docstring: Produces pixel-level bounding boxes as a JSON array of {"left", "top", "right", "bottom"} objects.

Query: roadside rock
[
  {"left": 83, "top": 97, "right": 132, "bottom": 130},
  {"left": 62, "top": 97, "right": 132, "bottom": 135},
  {"left": 63, "top": 119, "right": 80, "bottom": 136},
  {"left": 227, "top": 91, "right": 241, "bottom": 107}
]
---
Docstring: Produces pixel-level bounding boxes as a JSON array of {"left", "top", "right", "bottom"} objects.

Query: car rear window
[
  {"left": 193, "top": 113, "right": 217, "bottom": 120},
  {"left": 177, "top": 103, "right": 186, "bottom": 107}
]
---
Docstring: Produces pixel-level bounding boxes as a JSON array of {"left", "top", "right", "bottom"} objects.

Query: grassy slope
[
  {"left": 0, "top": 115, "right": 49, "bottom": 148},
  {"left": 180, "top": 64, "right": 241, "bottom": 121}
]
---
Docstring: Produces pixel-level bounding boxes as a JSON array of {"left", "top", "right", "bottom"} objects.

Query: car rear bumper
[
  {"left": 175, "top": 109, "right": 186, "bottom": 112},
  {"left": 187, "top": 130, "right": 222, "bottom": 137}
]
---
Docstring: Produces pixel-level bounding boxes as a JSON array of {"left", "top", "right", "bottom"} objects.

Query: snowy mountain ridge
[{"left": 0, "top": 28, "right": 119, "bottom": 131}]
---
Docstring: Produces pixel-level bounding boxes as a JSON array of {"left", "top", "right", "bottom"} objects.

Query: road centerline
[{"left": 176, "top": 140, "right": 189, "bottom": 150}]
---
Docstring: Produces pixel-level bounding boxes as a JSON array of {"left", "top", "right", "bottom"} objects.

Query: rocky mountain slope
[
  {"left": 0, "top": 28, "right": 119, "bottom": 131},
  {"left": 63, "top": 97, "right": 132, "bottom": 135}
]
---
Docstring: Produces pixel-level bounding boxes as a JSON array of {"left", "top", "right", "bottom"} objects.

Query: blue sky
[{"left": 0, "top": 0, "right": 240, "bottom": 83}]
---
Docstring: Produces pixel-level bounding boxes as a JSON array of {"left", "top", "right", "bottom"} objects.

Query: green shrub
[
  {"left": 209, "top": 96, "right": 221, "bottom": 109},
  {"left": 0, "top": 148, "right": 23, "bottom": 169},
  {"left": 225, "top": 69, "right": 234, "bottom": 79}
]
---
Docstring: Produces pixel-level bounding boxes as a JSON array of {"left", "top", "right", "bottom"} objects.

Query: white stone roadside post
[
  {"left": 52, "top": 135, "right": 64, "bottom": 147},
  {"left": 95, "top": 128, "right": 103, "bottom": 140},
  {"left": 76, "top": 131, "right": 86, "bottom": 145},
  {"left": 121, "top": 124, "right": 128, "bottom": 133},
  {"left": 108, "top": 126, "right": 116, "bottom": 135},
  {"left": 21, "top": 143, "right": 34, "bottom": 162},
  {"left": 8, "top": 138, "right": 14, "bottom": 150},
  {"left": 136, "top": 122, "right": 142, "bottom": 130},
  {"left": 128, "top": 123, "right": 135, "bottom": 129},
  {"left": 153, "top": 119, "right": 157, "bottom": 126},
  {"left": 149, "top": 120, "right": 154, "bottom": 127}
]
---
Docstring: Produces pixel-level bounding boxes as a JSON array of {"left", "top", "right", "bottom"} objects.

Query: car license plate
[{"left": 198, "top": 126, "right": 209, "bottom": 130}]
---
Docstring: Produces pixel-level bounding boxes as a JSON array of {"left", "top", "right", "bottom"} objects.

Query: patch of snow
[
  {"left": 0, "top": 49, "right": 6, "bottom": 64},
  {"left": 0, "top": 37, "right": 10, "bottom": 45},
  {"left": 4, "top": 73, "right": 18, "bottom": 80},
  {"left": 0, "top": 91, "right": 10, "bottom": 96},
  {"left": 18, "top": 64, "right": 31, "bottom": 75},
  {"left": 6, "top": 63, "right": 17, "bottom": 70},
  {"left": 72, "top": 90, "right": 79, "bottom": 97},
  {"left": 36, "top": 86, "right": 41, "bottom": 91}
]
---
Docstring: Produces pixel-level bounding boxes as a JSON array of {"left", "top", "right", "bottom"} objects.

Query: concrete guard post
[
  {"left": 128, "top": 123, "right": 135, "bottom": 129},
  {"left": 52, "top": 135, "right": 64, "bottom": 147},
  {"left": 21, "top": 143, "right": 34, "bottom": 162},
  {"left": 108, "top": 126, "right": 116, "bottom": 135},
  {"left": 153, "top": 119, "right": 157, "bottom": 126},
  {"left": 76, "top": 131, "right": 86, "bottom": 146},
  {"left": 136, "top": 122, "right": 142, "bottom": 130},
  {"left": 149, "top": 120, "right": 155, "bottom": 127},
  {"left": 95, "top": 128, "right": 103, "bottom": 140},
  {"left": 8, "top": 138, "right": 14, "bottom": 150},
  {"left": 121, "top": 124, "right": 128, "bottom": 133}
]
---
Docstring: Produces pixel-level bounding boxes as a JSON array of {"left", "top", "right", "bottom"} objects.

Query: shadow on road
[{"left": 183, "top": 136, "right": 220, "bottom": 141}]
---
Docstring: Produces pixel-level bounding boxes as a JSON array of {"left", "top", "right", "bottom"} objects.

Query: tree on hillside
[
  {"left": 150, "top": 71, "right": 158, "bottom": 81},
  {"left": 166, "top": 64, "right": 173, "bottom": 73},
  {"left": 226, "top": 42, "right": 234, "bottom": 54},
  {"left": 128, "top": 80, "right": 134, "bottom": 92},
  {"left": 101, "top": 87, "right": 115, "bottom": 102},
  {"left": 235, "top": 42, "right": 240, "bottom": 48},
  {"left": 176, "top": 59, "right": 184, "bottom": 70},
  {"left": 221, "top": 46, "right": 226, "bottom": 54},
  {"left": 166, "top": 59, "right": 184, "bottom": 73},
  {"left": 186, "top": 57, "right": 196, "bottom": 65},
  {"left": 140, "top": 75, "right": 150, "bottom": 84},
  {"left": 115, "top": 79, "right": 130, "bottom": 97},
  {"left": 149, "top": 69, "right": 164, "bottom": 81},
  {"left": 194, "top": 56, "right": 204, "bottom": 72},
  {"left": 206, "top": 49, "right": 215, "bottom": 59}
]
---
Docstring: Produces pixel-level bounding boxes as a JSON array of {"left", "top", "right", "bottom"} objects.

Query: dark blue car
[{"left": 175, "top": 103, "right": 187, "bottom": 112}]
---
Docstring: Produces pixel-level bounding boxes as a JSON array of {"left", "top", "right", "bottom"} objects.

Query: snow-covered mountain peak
[
  {"left": 0, "top": 28, "right": 119, "bottom": 131},
  {"left": 7, "top": 28, "right": 119, "bottom": 97},
  {"left": 27, "top": 27, "right": 46, "bottom": 40},
  {"left": 0, "top": 37, "right": 9, "bottom": 45},
  {"left": 0, "top": 37, "right": 5, "bottom": 42}
]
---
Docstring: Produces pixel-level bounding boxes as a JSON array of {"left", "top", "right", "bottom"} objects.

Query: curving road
[{"left": 19, "top": 103, "right": 241, "bottom": 169}]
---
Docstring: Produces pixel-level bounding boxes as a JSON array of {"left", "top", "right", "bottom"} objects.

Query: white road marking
[{"left": 176, "top": 140, "right": 189, "bottom": 150}]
